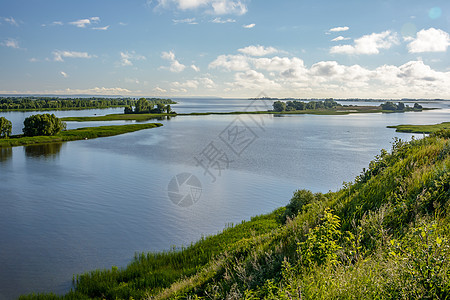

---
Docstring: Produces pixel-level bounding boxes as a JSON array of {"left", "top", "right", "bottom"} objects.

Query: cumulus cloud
[
  {"left": 2, "top": 38, "right": 20, "bottom": 49},
  {"left": 209, "top": 54, "right": 251, "bottom": 71},
  {"left": 208, "top": 47, "right": 450, "bottom": 98},
  {"left": 238, "top": 45, "right": 279, "bottom": 56},
  {"left": 407, "top": 28, "right": 450, "bottom": 53},
  {"left": 330, "top": 30, "right": 398, "bottom": 55},
  {"left": 120, "top": 51, "right": 146, "bottom": 66},
  {"left": 161, "top": 51, "right": 186, "bottom": 72},
  {"left": 69, "top": 17, "right": 100, "bottom": 28},
  {"left": 243, "top": 23, "right": 255, "bottom": 29},
  {"left": 329, "top": 26, "right": 349, "bottom": 32},
  {"left": 53, "top": 50, "right": 93, "bottom": 62},
  {"left": 230, "top": 70, "right": 281, "bottom": 90},
  {"left": 154, "top": 0, "right": 248, "bottom": 15},
  {"left": 153, "top": 87, "right": 167, "bottom": 93}
]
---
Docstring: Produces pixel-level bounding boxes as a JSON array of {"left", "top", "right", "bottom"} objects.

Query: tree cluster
[
  {"left": 22, "top": 114, "right": 66, "bottom": 136},
  {"left": 273, "top": 99, "right": 341, "bottom": 112},
  {"left": 124, "top": 98, "right": 176, "bottom": 114},
  {"left": 380, "top": 101, "right": 423, "bottom": 111}
]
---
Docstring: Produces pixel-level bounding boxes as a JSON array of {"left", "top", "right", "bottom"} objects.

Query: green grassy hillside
[{"left": 21, "top": 130, "right": 450, "bottom": 299}]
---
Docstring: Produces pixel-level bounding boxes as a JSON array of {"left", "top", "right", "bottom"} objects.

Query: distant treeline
[
  {"left": 0, "top": 97, "right": 176, "bottom": 111},
  {"left": 272, "top": 99, "right": 341, "bottom": 112}
]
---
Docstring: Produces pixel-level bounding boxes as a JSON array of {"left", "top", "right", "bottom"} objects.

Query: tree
[
  {"left": 23, "top": 114, "right": 66, "bottom": 137},
  {"left": 273, "top": 101, "right": 286, "bottom": 112},
  {"left": 0, "top": 117, "right": 12, "bottom": 138},
  {"left": 397, "top": 102, "right": 405, "bottom": 111},
  {"left": 124, "top": 106, "right": 133, "bottom": 114},
  {"left": 134, "top": 98, "right": 149, "bottom": 114},
  {"left": 414, "top": 103, "right": 423, "bottom": 110},
  {"left": 381, "top": 101, "right": 397, "bottom": 111}
]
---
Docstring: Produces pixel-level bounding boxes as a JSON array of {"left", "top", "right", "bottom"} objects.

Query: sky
[{"left": 0, "top": 0, "right": 449, "bottom": 99}]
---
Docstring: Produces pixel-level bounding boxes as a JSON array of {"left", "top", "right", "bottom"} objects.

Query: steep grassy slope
[{"left": 21, "top": 130, "right": 450, "bottom": 299}]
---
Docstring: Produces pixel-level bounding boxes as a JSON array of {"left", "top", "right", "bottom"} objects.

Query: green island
[
  {"left": 0, "top": 123, "right": 162, "bottom": 148},
  {"left": 21, "top": 130, "right": 450, "bottom": 299},
  {"left": 0, "top": 97, "right": 176, "bottom": 112},
  {"left": 388, "top": 122, "right": 450, "bottom": 134}
]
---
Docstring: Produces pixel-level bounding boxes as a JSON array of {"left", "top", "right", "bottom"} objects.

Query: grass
[
  {"left": 0, "top": 123, "right": 163, "bottom": 148},
  {"left": 388, "top": 121, "right": 450, "bottom": 133},
  {"left": 20, "top": 130, "right": 450, "bottom": 299}
]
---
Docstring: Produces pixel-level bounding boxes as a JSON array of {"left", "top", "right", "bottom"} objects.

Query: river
[{"left": 0, "top": 98, "right": 448, "bottom": 299}]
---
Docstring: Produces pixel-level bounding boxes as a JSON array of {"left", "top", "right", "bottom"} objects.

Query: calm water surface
[{"left": 0, "top": 99, "right": 448, "bottom": 299}]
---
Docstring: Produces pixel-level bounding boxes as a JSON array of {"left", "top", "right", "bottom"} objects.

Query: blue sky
[{"left": 0, "top": 0, "right": 449, "bottom": 98}]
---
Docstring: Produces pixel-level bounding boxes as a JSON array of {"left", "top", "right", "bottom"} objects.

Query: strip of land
[
  {"left": 61, "top": 106, "right": 392, "bottom": 122},
  {"left": 0, "top": 123, "right": 162, "bottom": 148},
  {"left": 387, "top": 122, "right": 450, "bottom": 133}
]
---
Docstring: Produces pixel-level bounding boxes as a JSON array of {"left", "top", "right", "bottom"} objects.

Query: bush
[
  {"left": 280, "top": 189, "right": 317, "bottom": 224},
  {"left": 23, "top": 114, "right": 66, "bottom": 137}
]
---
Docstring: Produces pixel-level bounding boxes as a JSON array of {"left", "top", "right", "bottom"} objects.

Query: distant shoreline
[{"left": 61, "top": 106, "right": 436, "bottom": 122}]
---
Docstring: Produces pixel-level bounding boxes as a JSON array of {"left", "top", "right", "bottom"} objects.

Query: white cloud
[
  {"left": 330, "top": 30, "right": 398, "bottom": 55},
  {"left": 2, "top": 17, "right": 18, "bottom": 26},
  {"left": 212, "top": 0, "right": 247, "bottom": 15},
  {"left": 53, "top": 50, "right": 93, "bottom": 62},
  {"left": 231, "top": 70, "right": 281, "bottom": 90},
  {"left": 2, "top": 38, "right": 19, "bottom": 49},
  {"left": 173, "top": 80, "right": 199, "bottom": 89},
  {"left": 209, "top": 54, "right": 251, "bottom": 71},
  {"left": 161, "top": 51, "right": 186, "bottom": 72},
  {"left": 173, "top": 18, "right": 198, "bottom": 24},
  {"left": 69, "top": 17, "right": 100, "bottom": 28},
  {"left": 331, "top": 36, "right": 350, "bottom": 42},
  {"left": 211, "top": 17, "right": 236, "bottom": 23},
  {"left": 60, "top": 71, "right": 68, "bottom": 78},
  {"left": 120, "top": 51, "right": 146, "bottom": 67},
  {"left": 238, "top": 45, "right": 279, "bottom": 56},
  {"left": 154, "top": 0, "right": 248, "bottom": 15},
  {"left": 243, "top": 23, "right": 255, "bottom": 29},
  {"left": 93, "top": 25, "right": 110, "bottom": 30},
  {"left": 191, "top": 64, "right": 200, "bottom": 72},
  {"left": 153, "top": 87, "right": 167, "bottom": 93},
  {"left": 407, "top": 28, "right": 450, "bottom": 53},
  {"left": 199, "top": 77, "right": 216, "bottom": 88},
  {"left": 208, "top": 46, "right": 450, "bottom": 98},
  {"left": 329, "top": 26, "right": 349, "bottom": 32}
]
